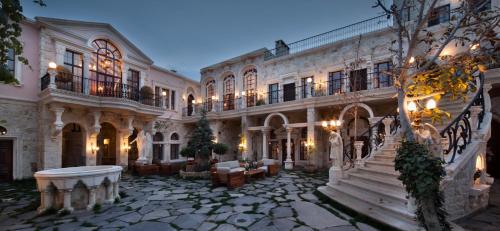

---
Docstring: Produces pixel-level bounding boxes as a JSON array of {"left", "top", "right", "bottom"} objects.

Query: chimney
[{"left": 275, "top": 40, "right": 289, "bottom": 57}]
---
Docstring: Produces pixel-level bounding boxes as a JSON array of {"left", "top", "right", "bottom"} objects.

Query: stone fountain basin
[{"left": 34, "top": 165, "right": 122, "bottom": 213}]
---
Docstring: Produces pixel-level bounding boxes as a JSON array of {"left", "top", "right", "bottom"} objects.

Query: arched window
[
  {"left": 243, "top": 68, "right": 257, "bottom": 107},
  {"left": 223, "top": 74, "right": 235, "bottom": 111},
  {"left": 205, "top": 80, "right": 215, "bottom": 111},
  {"left": 187, "top": 94, "right": 195, "bottom": 116},
  {"left": 90, "top": 39, "right": 122, "bottom": 96},
  {"left": 170, "top": 133, "right": 180, "bottom": 159}
]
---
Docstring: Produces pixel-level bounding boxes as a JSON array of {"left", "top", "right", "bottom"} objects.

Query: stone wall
[{"left": 0, "top": 98, "right": 39, "bottom": 179}]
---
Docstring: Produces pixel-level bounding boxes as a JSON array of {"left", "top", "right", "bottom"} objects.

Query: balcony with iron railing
[
  {"left": 264, "top": 14, "right": 393, "bottom": 61},
  {"left": 40, "top": 72, "right": 164, "bottom": 111},
  {"left": 182, "top": 71, "right": 395, "bottom": 117}
]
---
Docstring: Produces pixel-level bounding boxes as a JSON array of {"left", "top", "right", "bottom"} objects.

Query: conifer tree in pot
[
  {"left": 212, "top": 143, "right": 229, "bottom": 163},
  {"left": 186, "top": 110, "right": 214, "bottom": 171}
]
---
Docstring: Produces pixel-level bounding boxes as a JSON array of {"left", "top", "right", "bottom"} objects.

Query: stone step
[
  {"left": 337, "top": 178, "right": 407, "bottom": 207},
  {"left": 373, "top": 154, "right": 396, "bottom": 162},
  {"left": 318, "top": 185, "right": 420, "bottom": 231},
  {"left": 347, "top": 172, "right": 404, "bottom": 192},
  {"left": 357, "top": 166, "right": 399, "bottom": 178},
  {"left": 365, "top": 159, "right": 394, "bottom": 168}
]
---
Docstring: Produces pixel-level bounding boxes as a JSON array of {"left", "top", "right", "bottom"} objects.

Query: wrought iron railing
[
  {"left": 264, "top": 14, "right": 392, "bottom": 60},
  {"left": 439, "top": 73, "right": 485, "bottom": 163},
  {"left": 40, "top": 72, "right": 161, "bottom": 107},
  {"left": 342, "top": 111, "right": 400, "bottom": 167}
]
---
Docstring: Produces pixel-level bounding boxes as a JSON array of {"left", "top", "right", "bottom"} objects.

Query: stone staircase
[{"left": 318, "top": 137, "right": 421, "bottom": 231}]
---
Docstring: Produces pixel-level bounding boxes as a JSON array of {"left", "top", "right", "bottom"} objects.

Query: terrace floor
[{"left": 0, "top": 171, "right": 380, "bottom": 231}]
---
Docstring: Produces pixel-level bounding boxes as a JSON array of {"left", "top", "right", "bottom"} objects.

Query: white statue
[
  {"left": 328, "top": 131, "right": 344, "bottom": 185},
  {"left": 131, "top": 130, "right": 153, "bottom": 164}
]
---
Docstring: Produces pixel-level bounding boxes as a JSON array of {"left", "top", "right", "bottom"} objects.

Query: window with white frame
[{"left": 6, "top": 48, "right": 15, "bottom": 76}]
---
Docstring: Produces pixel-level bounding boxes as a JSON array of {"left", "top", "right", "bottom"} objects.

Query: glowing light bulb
[
  {"left": 322, "top": 121, "right": 328, "bottom": 128},
  {"left": 409, "top": 56, "right": 415, "bottom": 64},
  {"left": 306, "top": 77, "right": 313, "bottom": 83},
  {"left": 407, "top": 101, "right": 417, "bottom": 112},
  {"left": 426, "top": 99, "right": 437, "bottom": 110},
  {"left": 48, "top": 62, "right": 57, "bottom": 69}
]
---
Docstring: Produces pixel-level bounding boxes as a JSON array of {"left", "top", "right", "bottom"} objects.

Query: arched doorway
[
  {"left": 187, "top": 94, "right": 195, "bottom": 116},
  {"left": 170, "top": 133, "right": 180, "bottom": 160},
  {"left": 152, "top": 132, "right": 164, "bottom": 164},
  {"left": 97, "top": 122, "right": 117, "bottom": 165},
  {"left": 62, "top": 123, "right": 85, "bottom": 167},
  {"left": 128, "top": 128, "right": 139, "bottom": 168},
  {"left": 347, "top": 117, "right": 370, "bottom": 158}
]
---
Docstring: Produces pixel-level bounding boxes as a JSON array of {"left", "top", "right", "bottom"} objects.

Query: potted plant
[
  {"left": 212, "top": 143, "right": 228, "bottom": 163},
  {"left": 180, "top": 146, "right": 196, "bottom": 172}
]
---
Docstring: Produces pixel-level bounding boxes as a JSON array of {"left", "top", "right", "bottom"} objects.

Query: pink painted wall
[{"left": 0, "top": 21, "right": 40, "bottom": 102}]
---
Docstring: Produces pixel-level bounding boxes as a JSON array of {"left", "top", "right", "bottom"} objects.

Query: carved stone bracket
[
  {"left": 50, "top": 107, "right": 65, "bottom": 139},
  {"left": 90, "top": 111, "right": 101, "bottom": 136}
]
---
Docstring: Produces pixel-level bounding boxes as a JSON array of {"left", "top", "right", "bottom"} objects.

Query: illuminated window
[
  {"left": 243, "top": 68, "right": 257, "bottom": 107},
  {"left": 223, "top": 75, "right": 235, "bottom": 111}
]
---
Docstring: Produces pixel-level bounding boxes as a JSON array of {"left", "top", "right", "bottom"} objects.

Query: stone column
[
  {"left": 105, "top": 184, "right": 114, "bottom": 203},
  {"left": 38, "top": 189, "right": 54, "bottom": 214},
  {"left": 382, "top": 117, "right": 394, "bottom": 143},
  {"left": 162, "top": 142, "right": 171, "bottom": 163},
  {"left": 261, "top": 127, "right": 271, "bottom": 160},
  {"left": 87, "top": 186, "right": 97, "bottom": 211},
  {"left": 83, "top": 53, "right": 91, "bottom": 95},
  {"left": 241, "top": 116, "right": 249, "bottom": 160},
  {"left": 354, "top": 141, "right": 364, "bottom": 167},
  {"left": 62, "top": 189, "right": 73, "bottom": 212},
  {"left": 285, "top": 127, "right": 294, "bottom": 169},
  {"left": 113, "top": 183, "right": 119, "bottom": 199},
  {"left": 48, "top": 68, "right": 57, "bottom": 89},
  {"left": 306, "top": 107, "right": 316, "bottom": 165},
  {"left": 55, "top": 43, "right": 65, "bottom": 67},
  {"left": 470, "top": 106, "right": 483, "bottom": 139}
]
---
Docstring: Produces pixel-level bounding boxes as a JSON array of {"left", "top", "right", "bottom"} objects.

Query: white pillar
[
  {"left": 306, "top": 107, "right": 316, "bottom": 165},
  {"left": 284, "top": 127, "right": 294, "bottom": 169},
  {"left": 354, "top": 141, "right": 364, "bottom": 167},
  {"left": 48, "top": 68, "right": 57, "bottom": 89},
  {"left": 87, "top": 186, "right": 97, "bottom": 211},
  {"left": 262, "top": 128, "right": 270, "bottom": 160},
  {"left": 163, "top": 142, "right": 171, "bottom": 163},
  {"left": 382, "top": 117, "right": 394, "bottom": 142},
  {"left": 62, "top": 189, "right": 73, "bottom": 212},
  {"left": 38, "top": 189, "right": 54, "bottom": 214}
]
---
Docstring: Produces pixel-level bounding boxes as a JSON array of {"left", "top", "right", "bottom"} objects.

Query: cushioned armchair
[
  {"left": 258, "top": 159, "right": 280, "bottom": 176},
  {"left": 211, "top": 160, "right": 245, "bottom": 188}
]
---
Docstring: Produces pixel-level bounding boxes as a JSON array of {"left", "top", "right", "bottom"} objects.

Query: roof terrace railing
[{"left": 264, "top": 14, "right": 393, "bottom": 61}]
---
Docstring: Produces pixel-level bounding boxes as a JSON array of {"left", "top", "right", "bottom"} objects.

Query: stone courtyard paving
[{"left": 0, "top": 171, "right": 380, "bottom": 231}]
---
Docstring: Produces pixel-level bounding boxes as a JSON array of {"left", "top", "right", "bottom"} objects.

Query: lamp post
[{"left": 48, "top": 61, "right": 57, "bottom": 89}]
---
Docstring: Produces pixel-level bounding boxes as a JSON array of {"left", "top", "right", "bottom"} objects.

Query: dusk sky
[{"left": 21, "top": 0, "right": 386, "bottom": 81}]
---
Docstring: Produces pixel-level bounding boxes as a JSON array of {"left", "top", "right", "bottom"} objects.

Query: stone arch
[
  {"left": 87, "top": 35, "right": 126, "bottom": 58},
  {"left": 264, "top": 112, "right": 289, "bottom": 127},
  {"left": 240, "top": 65, "right": 258, "bottom": 77},
  {"left": 169, "top": 132, "right": 180, "bottom": 141},
  {"left": 62, "top": 123, "right": 86, "bottom": 167},
  {"left": 339, "top": 103, "right": 374, "bottom": 122}
]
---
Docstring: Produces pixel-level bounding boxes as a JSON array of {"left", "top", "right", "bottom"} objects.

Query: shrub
[{"left": 394, "top": 141, "right": 449, "bottom": 231}]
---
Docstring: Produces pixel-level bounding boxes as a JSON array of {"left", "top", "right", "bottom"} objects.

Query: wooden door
[{"left": 0, "top": 140, "right": 13, "bottom": 181}]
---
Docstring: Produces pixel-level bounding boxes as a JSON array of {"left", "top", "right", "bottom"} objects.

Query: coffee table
[{"left": 244, "top": 169, "right": 265, "bottom": 182}]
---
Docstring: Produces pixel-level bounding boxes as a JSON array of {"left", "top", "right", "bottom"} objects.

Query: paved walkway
[
  {"left": 456, "top": 180, "right": 500, "bottom": 231},
  {"left": 0, "top": 171, "right": 379, "bottom": 231}
]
